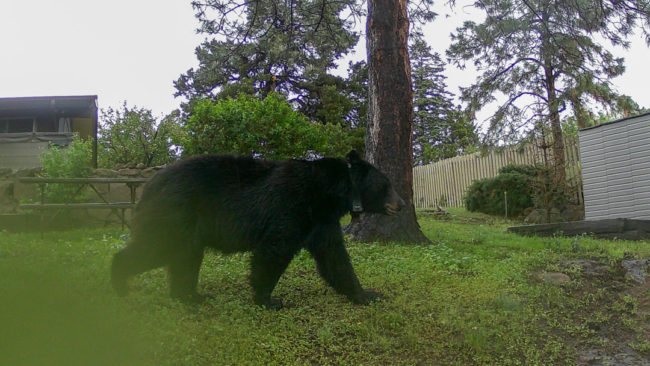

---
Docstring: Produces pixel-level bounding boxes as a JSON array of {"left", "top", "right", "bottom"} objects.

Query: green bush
[
  {"left": 497, "top": 163, "right": 538, "bottom": 177},
  {"left": 181, "top": 93, "right": 361, "bottom": 159},
  {"left": 464, "top": 164, "right": 536, "bottom": 217},
  {"left": 98, "top": 103, "right": 181, "bottom": 168},
  {"left": 39, "top": 136, "right": 93, "bottom": 203}
]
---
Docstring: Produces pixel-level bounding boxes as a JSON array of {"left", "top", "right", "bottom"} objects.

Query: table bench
[{"left": 18, "top": 177, "right": 149, "bottom": 233}]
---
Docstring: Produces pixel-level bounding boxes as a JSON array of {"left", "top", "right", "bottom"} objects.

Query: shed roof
[
  {"left": 579, "top": 111, "right": 650, "bottom": 132},
  {"left": 0, "top": 95, "right": 98, "bottom": 118}
]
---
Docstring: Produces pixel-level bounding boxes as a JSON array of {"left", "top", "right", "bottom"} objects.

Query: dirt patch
[
  {"left": 537, "top": 258, "right": 649, "bottom": 365},
  {"left": 577, "top": 347, "right": 650, "bottom": 366}
]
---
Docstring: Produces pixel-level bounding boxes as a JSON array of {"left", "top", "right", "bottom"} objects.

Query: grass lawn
[{"left": 1, "top": 208, "right": 649, "bottom": 365}]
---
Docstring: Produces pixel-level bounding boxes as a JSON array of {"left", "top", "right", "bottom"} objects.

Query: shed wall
[
  {"left": 0, "top": 141, "right": 49, "bottom": 169},
  {"left": 579, "top": 114, "right": 650, "bottom": 220}
]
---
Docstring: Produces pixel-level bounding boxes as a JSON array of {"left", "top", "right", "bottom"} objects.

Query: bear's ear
[{"left": 346, "top": 150, "right": 361, "bottom": 167}]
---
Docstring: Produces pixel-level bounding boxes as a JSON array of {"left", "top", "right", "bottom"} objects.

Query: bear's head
[{"left": 346, "top": 150, "right": 406, "bottom": 216}]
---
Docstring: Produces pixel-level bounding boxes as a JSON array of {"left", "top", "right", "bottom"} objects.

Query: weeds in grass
[{"left": 1, "top": 210, "right": 648, "bottom": 365}]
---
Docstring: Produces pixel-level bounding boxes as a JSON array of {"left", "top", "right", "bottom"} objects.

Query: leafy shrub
[
  {"left": 39, "top": 136, "right": 93, "bottom": 203},
  {"left": 464, "top": 164, "right": 536, "bottom": 217},
  {"left": 497, "top": 164, "right": 538, "bottom": 177},
  {"left": 181, "top": 93, "right": 361, "bottom": 159},
  {"left": 98, "top": 103, "right": 181, "bottom": 168}
]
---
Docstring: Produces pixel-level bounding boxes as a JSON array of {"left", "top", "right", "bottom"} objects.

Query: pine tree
[
  {"left": 174, "top": 0, "right": 361, "bottom": 125},
  {"left": 448, "top": 0, "right": 646, "bottom": 184},
  {"left": 411, "top": 36, "right": 477, "bottom": 166}
]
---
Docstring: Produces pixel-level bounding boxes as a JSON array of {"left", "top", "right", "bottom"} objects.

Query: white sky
[{"left": 1, "top": 0, "right": 649, "bottom": 120}]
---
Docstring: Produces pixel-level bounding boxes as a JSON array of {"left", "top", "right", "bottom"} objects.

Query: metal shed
[{"left": 579, "top": 112, "right": 650, "bottom": 220}]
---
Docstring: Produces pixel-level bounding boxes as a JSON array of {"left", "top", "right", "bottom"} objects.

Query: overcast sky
[{"left": 1, "top": 0, "right": 649, "bottom": 120}]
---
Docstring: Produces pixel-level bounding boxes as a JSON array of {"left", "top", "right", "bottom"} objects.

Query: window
[
  {"left": 35, "top": 117, "right": 58, "bottom": 132},
  {"left": 0, "top": 118, "right": 34, "bottom": 133}
]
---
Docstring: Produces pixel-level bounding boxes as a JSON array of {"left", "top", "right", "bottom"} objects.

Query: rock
[
  {"left": 93, "top": 168, "right": 119, "bottom": 178},
  {"left": 135, "top": 163, "right": 145, "bottom": 169},
  {"left": 539, "top": 272, "right": 571, "bottom": 285},
  {"left": 141, "top": 167, "right": 158, "bottom": 178},
  {"left": 524, "top": 208, "right": 563, "bottom": 224},
  {"left": 0, "top": 180, "right": 17, "bottom": 214},
  {"left": 578, "top": 348, "right": 650, "bottom": 366},
  {"left": 562, "top": 260, "right": 611, "bottom": 278},
  {"left": 524, "top": 205, "right": 584, "bottom": 224},
  {"left": 117, "top": 168, "right": 140, "bottom": 177},
  {"left": 564, "top": 205, "right": 585, "bottom": 222},
  {"left": 0, "top": 168, "right": 13, "bottom": 178},
  {"left": 621, "top": 259, "right": 649, "bottom": 285},
  {"left": 14, "top": 167, "right": 42, "bottom": 178},
  {"left": 0, "top": 180, "right": 13, "bottom": 197}
]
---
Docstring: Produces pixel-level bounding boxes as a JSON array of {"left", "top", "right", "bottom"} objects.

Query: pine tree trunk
[
  {"left": 541, "top": 28, "right": 566, "bottom": 183},
  {"left": 546, "top": 78, "right": 566, "bottom": 186},
  {"left": 542, "top": 45, "right": 567, "bottom": 206},
  {"left": 344, "top": 0, "right": 429, "bottom": 244}
]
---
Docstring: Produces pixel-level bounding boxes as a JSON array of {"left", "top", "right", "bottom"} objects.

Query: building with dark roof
[{"left": 0, "top": 95, "right": 98, "bottom": 169}]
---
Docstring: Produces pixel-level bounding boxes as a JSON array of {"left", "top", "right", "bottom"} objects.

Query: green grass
[{"left": 1, "top": 209, "right": 648, "bottom": 365}]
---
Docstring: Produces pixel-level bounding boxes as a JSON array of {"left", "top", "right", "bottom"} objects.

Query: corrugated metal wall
[{"left": 579, "top": 113, "right": 650, "bottom": 220}]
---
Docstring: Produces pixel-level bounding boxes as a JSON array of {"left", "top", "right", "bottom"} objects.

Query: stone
[
  {"left": 621, "top": 259, "right": 649, "bottom": 285},
  {"left": 524, "top": 205, "right": 585, "bottom": 224},
  {"left": 0, "top": 180, "right": 13, "bottom": 197},
  {"left": 562, "top": 260, "right": 611, "bottom": 278},
  {"left": 0, "top": 181, "right": 17, "bottom": 214},
  {"left": 0, "top": 168, "right": 13, "bottom": 178},
  {"left": 564, "top": 205, "right": 585, "bottom": 222},
  {"left": 539, "top": 272, "right": 571, "bottom": 285},
  {"left": 117, "top": 168, "right": 140, "bottom": 177},
  {"left": 141, "top": 167, "right": 158, "bottom": 178},
  {"left": 94, "top": 168, "right": 119, "bottom": 178},
  {"left": 14, "top": 167, "right": 42, "bottom": 178},
  {"left": 578, "top": 348, "right": 650, "bottom": 366}
]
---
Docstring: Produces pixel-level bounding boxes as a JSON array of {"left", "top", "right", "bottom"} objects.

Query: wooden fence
[{"left": 412, "top": 137, "right": 582, "bottom": 208}]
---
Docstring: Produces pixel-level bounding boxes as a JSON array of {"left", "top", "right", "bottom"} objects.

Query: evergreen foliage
[
  {"left": 181, "top": 93, "right": 362, "bottom": 159},
  {"left": 175, "top": 0, "right": 361, "bottom": 125},
  {"left": 464, "top": 164, "right": 536, "bottom": 217},
  {"left": 174, "top": 0, "right": 441, "bottom": 135},
  {"left": 410, "top": 36, "right": 478, "bottom": 166},
  {"left": 448, "top": 0, "right": 647, "bottom": 144}
]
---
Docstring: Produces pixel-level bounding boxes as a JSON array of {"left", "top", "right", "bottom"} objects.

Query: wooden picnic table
[{"left": 18, "top": 177, "right": 149, "bottom": 232}]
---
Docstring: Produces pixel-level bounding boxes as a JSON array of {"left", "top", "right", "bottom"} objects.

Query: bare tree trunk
[
  {"left": 540, "top": 26, "right": 566, "bottom": 188},
  {"left": 545, "top": 74, "right": 566, "bottom": 185},
  {"left": 542, "top": 45, "right": 567, "bottom": 209},
  {"left": 344, "top": 0, "right": 429, "bottom": 244}
]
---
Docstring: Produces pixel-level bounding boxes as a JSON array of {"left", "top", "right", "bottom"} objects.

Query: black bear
[{"left": 111, "top": 150, "right": 404, "bottom": 309}]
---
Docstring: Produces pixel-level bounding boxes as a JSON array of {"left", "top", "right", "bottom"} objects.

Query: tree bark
[
  {"left": 544, "top": 65, "right": 566, "bottom": 186},
  {"left": 542, "top": 31, "right": 567, "bottom": 205},
  {"left": 344, "top": 0, "right": 429, "bottom": 244}
]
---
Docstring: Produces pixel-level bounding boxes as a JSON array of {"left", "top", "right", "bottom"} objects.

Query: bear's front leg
[
  {"left": 168, "top": 246, "right": 207, "bottom": 304},
  {"left": 306, "top": 223, "right": 382, "bottom": 305},
  {"left": 250, "top": 250, "right": 294, "bottom": 310}
]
